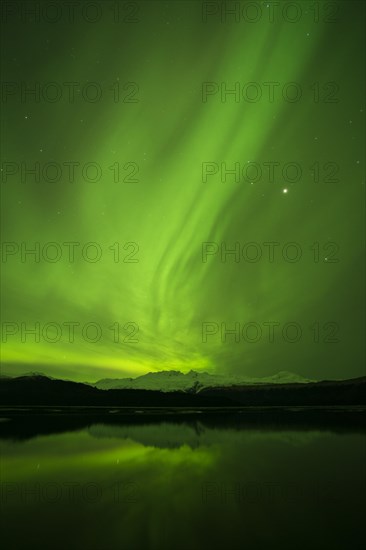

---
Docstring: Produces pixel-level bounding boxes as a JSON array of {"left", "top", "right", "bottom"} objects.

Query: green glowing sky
[{"left": 1, "top": 1, "right": 365, "bottom": 381}]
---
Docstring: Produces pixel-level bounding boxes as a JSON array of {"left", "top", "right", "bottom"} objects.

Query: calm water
[{"left": 0, "top": 411, "right": 365, "bottom": 550}]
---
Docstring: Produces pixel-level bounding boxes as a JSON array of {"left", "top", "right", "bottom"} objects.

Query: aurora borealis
[{"left": 1, "top": 0, "right": 365, "bottom": 382}]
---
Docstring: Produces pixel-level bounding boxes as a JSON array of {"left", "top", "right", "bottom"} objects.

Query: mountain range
[
  {"left": 0, "top": 373, "right": 364, "bottom": 407},
  {"left": 90, "top": 369, "right": 315, "bottom": 392}
]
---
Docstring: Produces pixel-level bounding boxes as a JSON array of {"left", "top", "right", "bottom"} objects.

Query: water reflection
[{"left": 0, "top": 410, "right": 365, "bottom": 550}]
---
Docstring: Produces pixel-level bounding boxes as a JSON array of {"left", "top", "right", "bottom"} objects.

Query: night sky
[{"left": 1, "top": 1, "right": 364, "bottom": 382}]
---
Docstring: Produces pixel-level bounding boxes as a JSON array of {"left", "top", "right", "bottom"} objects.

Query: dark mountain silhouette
[{"left": 0, "top": 374, "right": 365, "bottom": 407}]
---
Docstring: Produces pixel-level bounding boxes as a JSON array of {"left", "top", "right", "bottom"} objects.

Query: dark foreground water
[{"left": 0, "top": 408, "right": 365, "bottom": 550}]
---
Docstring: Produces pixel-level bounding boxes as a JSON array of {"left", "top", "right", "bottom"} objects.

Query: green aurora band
[{"left": 1, "top": 1, "right": 364, "bottom": 381}]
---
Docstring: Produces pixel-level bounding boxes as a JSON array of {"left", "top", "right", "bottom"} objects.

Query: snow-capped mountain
[{"left": 92, "top": 370, "right": 314, "bottom": 392}]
